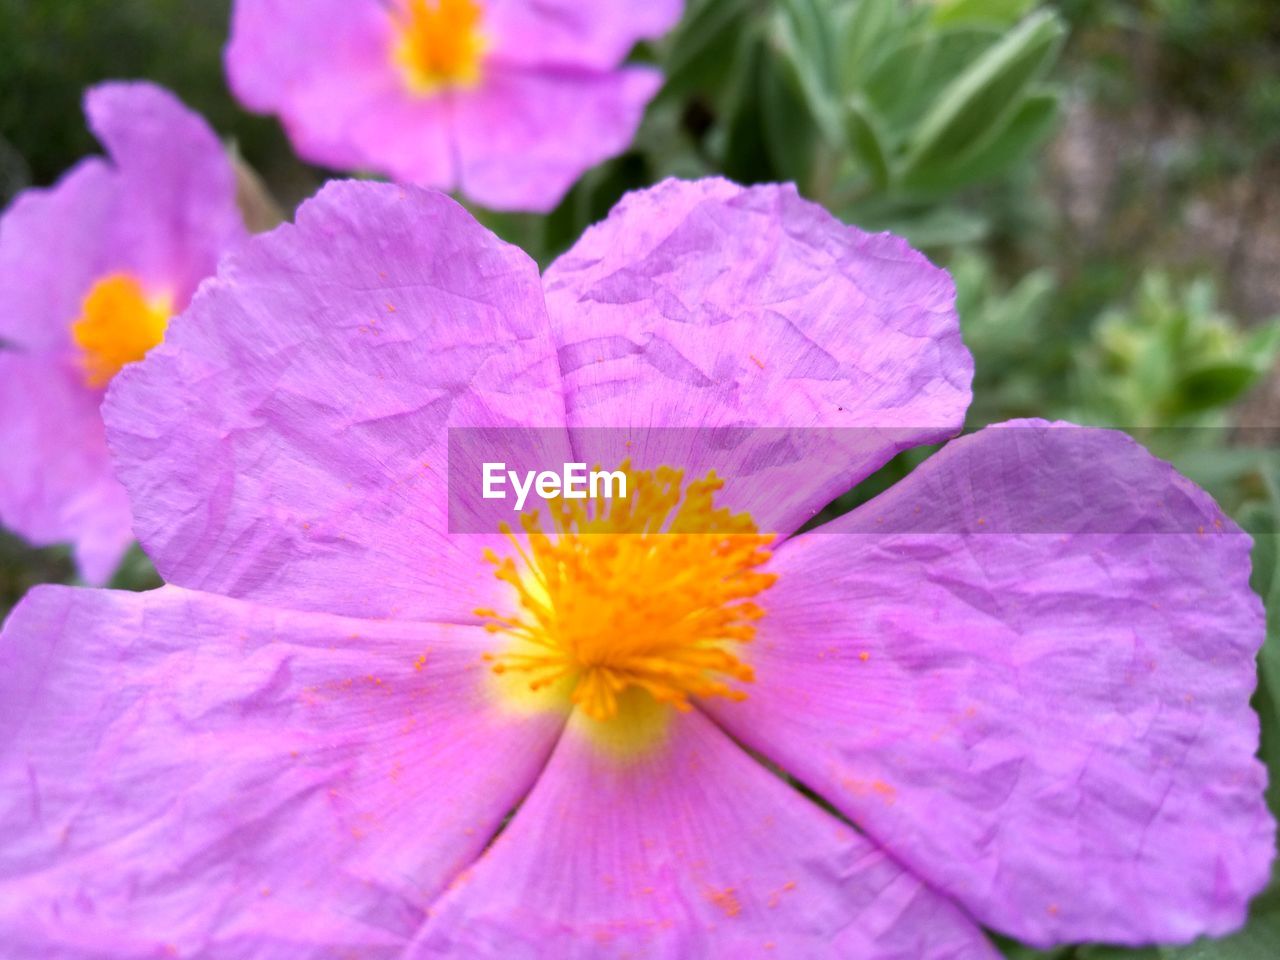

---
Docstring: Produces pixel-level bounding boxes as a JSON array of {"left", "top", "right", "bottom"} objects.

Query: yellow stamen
[
  {"left": 479, "top": 461, "right": 777, "bottom": 723},
  {"left": 70, "top": 273, "right": 171, "bottom": 387},
  {"left": 391, "top": 0, "right": 487, "bottom": 96}
]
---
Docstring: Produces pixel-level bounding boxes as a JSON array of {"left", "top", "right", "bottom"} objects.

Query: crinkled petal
[
  {"left": 104, "top": 181, "right": 569, "bottom": 621},
  {"left": 0, "top": 584, "right": 564, "bottom": 958},
  {"left": 542, "top": 178, "right": 973, "bottom": 536},
  {"left": 703, "top": 422, "right": 1274, "bottom": 946},
  {"left": 0, "top": 159, "right": 115, "bottom": 354},
  {"left": 452, "top": 66, "right": 661, "bottom": 213},
  {"left": 84, "top": 82, "right": 247, "bottom": 306},
  {"left": 0, "top": 353, "right": 131, "bottom": 585},
  {"left": 409, "top": 706, "right": 998, "bottom": 959},
  {"left": 484, "top": 0, "right": 685, "bottom": 70}
]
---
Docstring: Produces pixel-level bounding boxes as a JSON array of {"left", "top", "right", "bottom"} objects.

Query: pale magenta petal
[
  {"left": 287, "top": 74, "right": 458, "bottom": 189},
  {"left": 0, "top": 159, "right": 115, "bottom": 354},
  {"left": 103, "top": 181, "right": 570, "bottom": 621},
  {"left": 0, "top": 354, "right": 132, "bottom": 585},
  {"left": 225, "top": 0, "right": 392, "bottom": 114},
  {"left": 484, "top": 0, "right": 685, "bottom": 70},
  {"left": 0, "top": 585, "right": 563, "bottom": 958},
  {"left": 226, "top": 1, "right": 670, "bottom": 211},
  {"left": 0, "top": 82, "right": 243, "bottom": 356},
  {"left": 83, "top": 82, "right": 248, "bottom": 306},
  {"left": 703, "top": 422, "right": 1274, "bottom": 946},
  {"left": 226, "top": 0, "right": 459, "bottom": 183},
  {"left": 542, "top": 178, "right": 973, "bottom": 536},
  {"left": 0, "top": 82, "right": 244, "bottom": 584},
  {"left": 409, "top": 708, "right": 998, "bottom": 959},
  {"left": 453, "top": 66, "right": 662, "bottom": 213}
]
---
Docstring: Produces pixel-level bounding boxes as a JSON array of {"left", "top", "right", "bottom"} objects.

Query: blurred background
[{"left": 1, "top": 1, "right": 1278, "bottom": 955}]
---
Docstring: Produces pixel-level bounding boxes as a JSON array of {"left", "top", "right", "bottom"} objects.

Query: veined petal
[
  {"left": 543, "top": 178, "right": 973, "bottom": 537},
  {"left": 0, "top": 585, "right": 564, "bottom": 958},
  {"left": 703, "top": 422, "right": 1274, "bottom": 946},
  {"left": 104, "top": 181, "right": 570, "bottom": 622},
  {"left": 409, "top": 706, "right": 998, "bottom": 959}
]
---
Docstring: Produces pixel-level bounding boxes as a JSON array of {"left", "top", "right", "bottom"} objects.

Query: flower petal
[
  {"left": 452, "top": 66, "right": 662, "bottom": 213},
  {"left": 83, "top": 82, "right": 247, "bottom": 306},
  {"left": 485, "top": 0, "right": 685, "bottom": 70},
  {"left": 703, "top": 422, "right": 1274, "bottom": 946},
  {"left": 227, "top": 0, "right": 459, "bottom": 186},
  {"left": 0, "top": 584, "right": 564, "bottom": 957},
  {"left": 225, "top": 0, "right": 392, "bottom": 115},
  {"left": 0, "top": 353, "right": 131, "bottom": 585},
  {"left": 409, "top": 706, "right": 998, "bottom": 959},
  {"left": 104, "top": 181, "right": 570, "bottom": 622},
  {"left": 542, "top": 178, "right": 972, "bottom": 535},
  {"left": 0, "top": 158, "right": 115, "bottom": 354}
]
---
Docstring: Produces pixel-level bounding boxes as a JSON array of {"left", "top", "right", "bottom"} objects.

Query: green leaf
[
  {"left": 660, "top": 0, "right": 756, "bottom": 101},
  {"left": 1170, "top": 361, "right": 1268, "bottom": 416},
  {"left": 777, "top": 0, "right": 838, "bottom": 95},
  {"left": 845, "top": 203, "right": 990, "bottom": 249},
  {"left": 900, "top": 88, "right": 1061, "bottom": 195},
  {"left": 845, "top": 95, "right": 892, "bottom": 188},
  {"left": 720, "top": 31, "right": 781, "bottom": 184},
  {"left": 931, "top": 0, "right": 1037, "bottom": 28},
  {"left": 863, "top": 26, "right": 1002, "bottom": 136},
  {"left": 1246, "top": 320, "right": 1280, "bottom": 367},
  {"left": 759, "top": 39, "right": 821, "bottom": 184},
  {"left": 834, "top": 0, "right": 900, "bottom": 90},
  {"left": 902, "top": 10, "right": 1066, "bottom": 174},
  {"left": 769, "top": 1, "right": 844, "bottom": 144}
]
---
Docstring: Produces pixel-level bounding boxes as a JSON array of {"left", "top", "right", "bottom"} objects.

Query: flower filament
[{"left": 478, "top": 463, "right": 777, "bottom": 722}]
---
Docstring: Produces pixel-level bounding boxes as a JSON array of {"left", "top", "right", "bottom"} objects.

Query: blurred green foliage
[
  {"left": 0, "top": 0, "right": 316, "bottom": 204},
  {"left": 3, "top": 0, "right": 1280, "bottom": 956}
]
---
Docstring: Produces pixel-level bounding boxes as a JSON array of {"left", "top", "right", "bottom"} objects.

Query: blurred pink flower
[
  {"left": 0, "top": 82, "right": 246, "bottom": 583},
  {"left": 226, "top": 0, "right": 683, "bottom": 212}
]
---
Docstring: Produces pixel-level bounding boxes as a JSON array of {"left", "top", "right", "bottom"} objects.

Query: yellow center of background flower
[
  {"left": 70, "top": 273, "right": 171, "bottom": 387},
  {"left": 392, "top": 0, "right": 486, "bottom": 95},
  {"left": 478, "top": 463, "right": 777, "bottom": 724}
]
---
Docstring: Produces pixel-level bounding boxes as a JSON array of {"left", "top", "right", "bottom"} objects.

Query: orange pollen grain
[
  {"left": 477, "top": 461, "right": 777, "bottom": 722},
  {"left": 70, "top": 273, "right": 171, "bottom": 387},
  {"left": 391, "top": 0, "right": 486, "bottom": 95}
]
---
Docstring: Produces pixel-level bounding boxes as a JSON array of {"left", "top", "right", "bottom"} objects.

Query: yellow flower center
[
  {"left": 391, "top": 0, "right": 487, "bottom": 95},
  {"left": 70, "top": 273, "right": 171, "bottom": 387},
  {"left": 478, "top": 463, "right": 777, "bottom": 723}
]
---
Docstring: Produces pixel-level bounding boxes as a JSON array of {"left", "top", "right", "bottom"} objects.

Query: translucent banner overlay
[{"left": 446, "top": 426, "right": 1278, "bottom": 535}]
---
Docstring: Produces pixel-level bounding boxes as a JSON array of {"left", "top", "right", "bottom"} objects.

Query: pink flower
[
  {"left": 0, "top": 82, "right": 246, "bottom": 583},
  {"left": 0, "top": 179, "right": 1271, "bottom": 956},
  {"left": 225, "top": 0, "right": 683, "bottom": 212}
]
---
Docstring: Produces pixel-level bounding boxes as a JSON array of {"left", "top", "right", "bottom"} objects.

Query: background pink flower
[
  {"left": 0, "top": 82, "right": 247, "bottom": 584},
  {"left": 0, "top": 179, "right": 1269, "bottom": 957},
  {"left": 225, "top": 0, "right": 683, "bottom": 213}
]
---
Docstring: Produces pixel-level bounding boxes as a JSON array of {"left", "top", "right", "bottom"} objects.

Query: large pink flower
[
  {"left": 0, "top": 82, "right": 247, "bottom": 583},
  {"left": 225, "top": 0, "right": 682, "bottom": 212},
  {"left": 0, "top": 179, "right": 1271, "bottom": 957}
]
